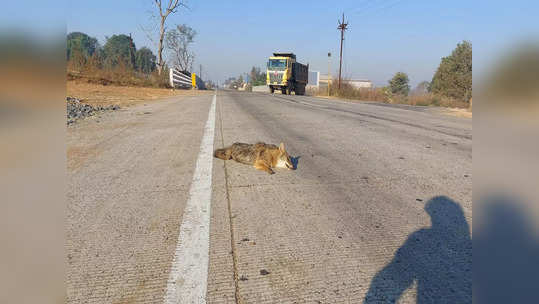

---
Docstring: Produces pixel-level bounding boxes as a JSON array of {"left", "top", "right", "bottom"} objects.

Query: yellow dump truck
[{"left": 266, "top": 52, "right": 308, "bottom": 95}]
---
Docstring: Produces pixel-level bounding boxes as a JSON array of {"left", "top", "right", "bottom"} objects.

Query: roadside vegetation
[
  {"left": 224, "top": 75, "right": 245, "bottom": 90},
  {"left": 224, "top": 66, "right": 266, "bottom": 90},
  {"left": 67, "top": 23, "right": 197, "bottom": 89},
  {"left": 67, "top": 32, "right": 169, "bottom": 88},
  {"left": 165, "top": 24, "right": 196, "bottom": 73},
  {"left": 66, "top": 27, "right": 207, "bottom": 112},
  {"left": 249, "top": 67, "right": 267, "bottom": 86},
  {"left": 310, "top": 41, "right": 472, "bottom": 109}
]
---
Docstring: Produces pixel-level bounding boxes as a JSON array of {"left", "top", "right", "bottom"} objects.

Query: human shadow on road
[
  {"left": 291, "top": 156, "right": 301, "bottom": 170},
  {"left": 363, "top": 196, "right": 472, "bottom": 303}
]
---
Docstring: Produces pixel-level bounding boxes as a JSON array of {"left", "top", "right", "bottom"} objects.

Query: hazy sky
[{"left": 67, "top": 0, "right": 538, "bottom": 87}]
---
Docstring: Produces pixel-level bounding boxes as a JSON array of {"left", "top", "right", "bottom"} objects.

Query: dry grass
[
  {"left": 308, "top": 82, "right": 386, "bottom": 102},
  {"left": 67, "top": 57, "right": 212, "bottom": 108},
  {"left": 443, "top": 108, "right": 473, "bottom": 118},
  {"left": 67, "top": 80, "right": 211, "bottom": 107},
  {"left": 309, "top": 81, "right": 471, "bottom": 109},
  {"left": 67, "top": 56, "right": 170, "bottom": 88},
  {"left": 67, "top": 67, "right": 169, "bottom": 88},
  {"left": 405, "top": 93, "right": 469, "bottom": 108}
]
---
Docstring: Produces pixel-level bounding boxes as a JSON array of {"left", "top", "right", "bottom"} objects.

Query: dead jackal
[{"left": 214, "top": 142, "right": 295, "bottom": 174}]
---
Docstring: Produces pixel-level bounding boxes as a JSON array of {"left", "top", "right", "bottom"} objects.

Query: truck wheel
[
  {"left": 270, "top": 86, "right": 274, "bottom": 93},
  {"left": 281, "top": 88, "right": 286, "bottom": 95}
]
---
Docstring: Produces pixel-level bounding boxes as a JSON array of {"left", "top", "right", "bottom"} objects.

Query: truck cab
[{"left": 266, "top": 53, "right": 307, "bottom": 95}]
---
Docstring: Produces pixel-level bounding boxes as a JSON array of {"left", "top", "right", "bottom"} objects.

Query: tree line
[
  {"left": 67, "top": 26, "right": 196, "bottom": 74},
  {"left": 224, "top": 66, "right": 266, "bottom": 89},
  {"left": 66, "top": 1, "right": 200, "bottom": 88},
  {"left": 387, "top": 40, "right": 472, "bottom": 104},
  {"left": 67, "top": 32, "right": 157, "bottom": 74}
]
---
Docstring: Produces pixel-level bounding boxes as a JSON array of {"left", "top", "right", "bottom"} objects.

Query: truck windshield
[{"left": 267, "top": 59, "right": 287, "bottom": 70}]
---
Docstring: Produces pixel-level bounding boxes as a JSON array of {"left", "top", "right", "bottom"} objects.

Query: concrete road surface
[{"left": 67, "top": 91, "right": 472, "bottom": 303}]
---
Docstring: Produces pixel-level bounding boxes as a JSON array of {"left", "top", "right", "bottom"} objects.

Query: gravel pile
[{"left": 67, "top": 97, "right": 120, "bottom": 124}]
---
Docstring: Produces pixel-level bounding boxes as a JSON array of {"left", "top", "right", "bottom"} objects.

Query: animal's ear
[{"left": 279, "top": 142, "right": 285, "bottom": 152}]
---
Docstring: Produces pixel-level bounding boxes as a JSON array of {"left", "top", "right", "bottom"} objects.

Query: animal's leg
[{"left": 254, "top": 160, "right": 274, "bottom": 175}]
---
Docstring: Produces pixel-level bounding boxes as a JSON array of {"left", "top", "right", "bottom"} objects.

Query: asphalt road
[{"left": 67, "top": 90, "right": 472, "bottom": 303}]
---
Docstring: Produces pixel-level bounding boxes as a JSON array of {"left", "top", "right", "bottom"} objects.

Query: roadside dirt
[
  {"left": 67, "top": 80, "right": 212, "bottom": 107},
  {"left": 443, "top": 107, "right": 473, "bottom": 118}
]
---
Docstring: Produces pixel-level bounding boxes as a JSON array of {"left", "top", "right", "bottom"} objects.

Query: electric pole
[
  {"left": 337, "top": 13, "right": 348, "bottom": 90},
  {"left": 199, "top": 64, "right": 202, "bottom": 79}
]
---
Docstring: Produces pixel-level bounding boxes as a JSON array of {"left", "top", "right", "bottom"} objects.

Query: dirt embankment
[{"left": 67, "top": 80, "right": 212, "bottom": 108}]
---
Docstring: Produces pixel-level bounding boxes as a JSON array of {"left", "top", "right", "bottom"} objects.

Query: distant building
[
  {"left": 319, "top": 74, "right": 373, "bottom": 89},
  {"left": 348, "top": 79, "right": 373, "bottom": 89},
  {"left": 307, "top": 71, "right": 320, "bottom": 87}
]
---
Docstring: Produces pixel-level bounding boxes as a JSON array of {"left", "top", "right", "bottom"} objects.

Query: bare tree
[
  {"left": 166, "top": 24, "right": 196, "bottom": 72},
  {"left": 152, "top": 0, "right": 186, "bottom": 74}
]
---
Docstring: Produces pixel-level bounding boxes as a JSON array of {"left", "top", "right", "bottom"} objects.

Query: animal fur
[{"left": 214, "top": 142, "right": 295, "bottom": 174}]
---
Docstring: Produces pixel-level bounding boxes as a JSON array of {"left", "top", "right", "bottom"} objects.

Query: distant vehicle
[{"left": 266, "top": 52, "right": 308, "bottom": 95}]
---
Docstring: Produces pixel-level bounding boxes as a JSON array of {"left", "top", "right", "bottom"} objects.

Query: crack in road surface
[{"left": 218, "top": 94, "right": 243, "bottom": 304}]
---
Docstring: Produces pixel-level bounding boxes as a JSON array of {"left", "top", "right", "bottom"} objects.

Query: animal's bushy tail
[{"left": 214, "top": 147, "right": 232, "bottom": 160}]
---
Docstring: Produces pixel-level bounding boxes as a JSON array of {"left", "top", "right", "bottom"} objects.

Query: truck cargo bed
[{"left": 292, "top": 62, "right": 308, "bottom": 84}]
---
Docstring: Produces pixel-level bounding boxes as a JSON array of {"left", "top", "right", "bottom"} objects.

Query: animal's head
[{"left": 276, "top": 143, "right": 295, "bottom": 170}]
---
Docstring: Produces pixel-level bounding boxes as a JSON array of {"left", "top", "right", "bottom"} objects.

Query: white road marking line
[{"left": 164, "top": 94, "right": 216, "bottom": 304}]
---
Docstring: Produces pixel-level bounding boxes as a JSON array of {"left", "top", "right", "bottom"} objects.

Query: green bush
[
  {"left": 135, "top": 47, "right": 157, "bottom": 74},
  {"left": 67, "top": 32, "right": 99, "bottom": 61},
  {"left": 430, "top": 40, "right": 472, "bottom": 103},
  {"left": 103, "top": 34, "right": 137, "bottom": 69},
  {"left": 389, "top": 72, "right": 410, "bottom": 96}
]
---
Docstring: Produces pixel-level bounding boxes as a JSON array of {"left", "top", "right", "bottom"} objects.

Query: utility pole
[
  {"left": 337, "top": 13, "right": 348, "bottom": 90},
  {"left": 327, "top": 52, "right": 331, "bottom": 96},
  {"left": 199, "top": 64, "right": 202, "bottom": 79}
]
